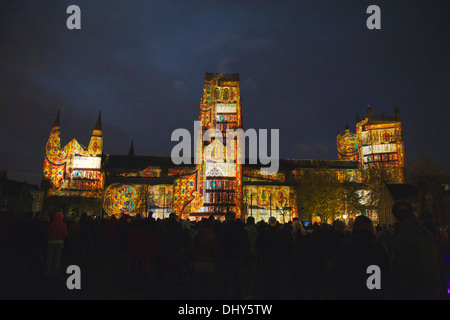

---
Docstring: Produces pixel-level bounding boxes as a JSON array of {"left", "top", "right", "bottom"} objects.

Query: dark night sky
[{"left": 0, "top": 0, "right": 449, "bottom": 186}]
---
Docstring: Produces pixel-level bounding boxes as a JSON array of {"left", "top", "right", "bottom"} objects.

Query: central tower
[{"left": 197, "top": 73, "right": 243, "bottom": 218}]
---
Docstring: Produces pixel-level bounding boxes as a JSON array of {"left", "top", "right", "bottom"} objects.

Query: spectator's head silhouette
[
  {"left": 225, "top": 211, "right": 235, "bottom": 223},
  {"left": 352, "top": 215, "right": 376, "bottom": 238},
  {"left": 392, "top": 200, "right": 414, "bottom": 222},
  {"left": 169, "top": 212, "right": 178, "bottom": 220},
  {"left": 246, "top": 216, "right": 255, "bottom": 226},
  {"left": 268, "top": 216, "right": 277, "bottom": 227},
  {"left": 333, "top": 219, "right": 346, "bottom": 233}
]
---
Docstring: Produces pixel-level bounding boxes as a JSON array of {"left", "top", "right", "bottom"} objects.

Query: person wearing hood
[
  {"left": 45, "top": 212, "right": 68, "bottom": 278},
  {"left": 391, "top": 201, "right": 441, "bottom": 299}
]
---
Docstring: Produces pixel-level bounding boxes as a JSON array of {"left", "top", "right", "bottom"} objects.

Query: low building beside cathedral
[
  {"left": 42, "top": 73, "right": 405, "bottom": 224},
  {"left": 42, "top": 110, "right": 105, "bottom": 216}
]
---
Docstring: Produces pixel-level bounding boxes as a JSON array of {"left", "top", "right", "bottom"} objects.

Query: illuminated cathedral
[{"left": 42, "top": 73, "right": 405, "bottom": 223}]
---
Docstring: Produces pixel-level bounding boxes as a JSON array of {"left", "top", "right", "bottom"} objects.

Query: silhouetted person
[
  {"left": 288, "top": 218, "right": 308, "bottom": 299},
  {"left": 157, "top": 213, "right": 185, "bottom": 294},
  {"left": 244, "top": 216, "right": 258, "bottom": 299},
  {"left": 330, "top": 215, "right": 391, "bottom": 300},
  {"left": 302, "top": 223, "right": 330, "bottom": 299},
  {"left": 377, "top": 223, "right": 393, "bottom": 258},
  {"left": 217, "top": 212, "right": 249, "bottom": 299},
  {"left": 12, "top": 212, "right": 36, "bottom": 282},
  {"left": 104, "top": 215, "right": 118, "bottom": 256},
  {"left": 45, "top": 212, "right": 68, "bottom": 278},
  {"left": 65, "top": 216, "right": 81, "bottom": 266},
  {"left": 79, "top": 212, "right": 94, "bottom": 267},
  {"left": 256, "top": 216, "right": 284, "bottom": 299},
  {"left": 114, "top": 214, "right": 131, "bottom": 285},
  {"left": 192, "top": 218, "right": 217, "bottom": 299},
  {"left": 126, "top": 218, "right": 149, "bottom": 286},
  {"left": 391, "top": 201, "right": 441, "bottom": 299},
  {"left": 328, "top": 220, "right": 348, "bottom": 260},
  {"left": 179, "top": 219, "right": 193, "bottom": 282}
]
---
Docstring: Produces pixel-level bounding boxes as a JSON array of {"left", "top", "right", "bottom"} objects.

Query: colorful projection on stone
[
  {"left": 103, "top": 183, "right": 174, "bottom": 218},
  {"left": 359, "top": 123, "right": 404, "bottom": 167},
  {"left": 103, "top": 184, "right": 141, "bottom": 217},
  {"left": 338, "top": 110, "right": 405, "bottom": 184},
  {"left": 148, "top": 185, "right": 173, "bottom": 207},
  {"left": 43, "top": 111, "right": 105, "bottom": 198},
  {"left": 292, "top": 168, "right": 359, "bottom": 183},
  {"left": 173, "top": 169, "right": 201, "bottom": 219},
  {"left": 188, "top": 73, "right": 243, "bottom": 219},
  {"left": 243, "top": 168, "right": 285, "bottom": 182},
  {"left": 117, "top": 166, "right": 162, "bottom": 178},
  {"left": 42, "top": 75, "right": 406, "bottom": 224},
  {"left": 356, "top": 119, "right": 405, "bottom": 183},
  {"left": 337, "top": 129, "right": 359, "bottom": 162},
  {"left": 244, "top": 185, "right": 296, "bottom": 223}
]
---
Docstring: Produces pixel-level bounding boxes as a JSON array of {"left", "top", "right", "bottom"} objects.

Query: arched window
[
  {"left": 229, "top": 88, "right": 234, "bottom": 100},
  {"left": 223, "top": 88, "right": 229, "bottom": 100}
]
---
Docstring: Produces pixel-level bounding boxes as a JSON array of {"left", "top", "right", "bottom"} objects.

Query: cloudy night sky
[{"left": 0, "top": 0, "right": 448, "bottom": 186}]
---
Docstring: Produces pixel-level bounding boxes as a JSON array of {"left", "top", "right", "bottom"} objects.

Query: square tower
[{"left": 337, "top": 105, "right": 405, "bottom": 183}]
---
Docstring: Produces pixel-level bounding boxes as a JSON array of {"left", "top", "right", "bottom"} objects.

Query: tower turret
[
  {"left": 45, "top": 110, "right": 67, "bottom": 165},
  {"left": 88, "top": 111, "right": 103, "bottom": 156},
  {"left": 46, "top": 110, "right": 61, "bottom": 151},
  {"left": 43, "top": 110, "right": 67, "bottom": 192}
]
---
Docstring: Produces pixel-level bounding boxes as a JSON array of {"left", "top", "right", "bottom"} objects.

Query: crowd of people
[{"left": 0, "top": 200, "right": 449, "bottom": 300}]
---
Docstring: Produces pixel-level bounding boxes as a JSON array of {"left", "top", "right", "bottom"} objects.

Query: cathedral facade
[{"left": 42, "top": 73, "right": 405, "bottom": 223}]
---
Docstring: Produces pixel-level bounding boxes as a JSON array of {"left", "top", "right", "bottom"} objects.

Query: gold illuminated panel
[
  {"left": 243, "top": 168, "right": 285, "bottom": 182},
  {"left": 244, "top": 185, "right": 297, "bottom": 223},
  {"left": 117, "top": 166, "right": 162, "bottom": 178},
  {"left": 293, "top": 167, "right": 360, "bottom": 183},
  {"left": 103, "top": 184, "right": 142, "bottom": 217},
  {"left": 216, "top": 103, "right": 237, "bottom": 114}
]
